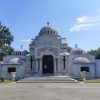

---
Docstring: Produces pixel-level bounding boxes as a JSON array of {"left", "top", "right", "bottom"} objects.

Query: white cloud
[
  {"left": 70, "top": 15, "right": 100, "bottom": 32},
  {"left": 22, "top": 39, "right": 32, "bottom": 44},
  {"left": 77, "top": 15, "right": 90, "bottom": 23}
]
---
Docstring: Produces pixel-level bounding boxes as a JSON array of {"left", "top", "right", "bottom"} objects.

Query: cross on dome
[
  {"left": 75, "top": 44, "right": 78, "bottom": 48},
  {"left": 21, "top": 45, "right": 23, "bottom": 49},
  {"left": 47, "top": 22, "right": 50, "bottom": 26}
]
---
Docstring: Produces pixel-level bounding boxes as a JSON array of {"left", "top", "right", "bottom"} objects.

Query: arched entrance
[{"left": 42, "top": 55, "right": 54, "bottom": 74}]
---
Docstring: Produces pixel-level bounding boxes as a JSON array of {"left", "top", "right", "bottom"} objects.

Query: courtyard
[{"left": 0, "top": 83, "right": 100, "bottom": 100}]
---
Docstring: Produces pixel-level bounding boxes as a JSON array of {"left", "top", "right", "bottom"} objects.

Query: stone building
[{"left": 0, "top": 23, "right": 100, "bottom": 79}]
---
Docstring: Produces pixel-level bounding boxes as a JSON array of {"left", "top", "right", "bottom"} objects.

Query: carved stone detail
[{"left": 37, "top": 45, "right": 58, "bottom": 57}]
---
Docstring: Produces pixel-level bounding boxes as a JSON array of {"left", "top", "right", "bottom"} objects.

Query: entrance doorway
[{"left": 42, "top": 55, "right": 54, "bottom": 74}]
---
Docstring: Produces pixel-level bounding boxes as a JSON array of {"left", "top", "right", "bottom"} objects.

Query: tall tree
[
  {"left": 87, "top": 47, "right": 100, "bottom": 59},
  {"left": 95, "top": 48, "right": 100, "bottom": 59},
  {"left": 87, "top": 49, "right": 97, "bottom": 56},
  {"left": 0, "top": 22, "right": 14, "bottom": 60}
]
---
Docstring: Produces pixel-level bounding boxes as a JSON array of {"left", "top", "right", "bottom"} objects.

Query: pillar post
[
  {"left": 58, "top": 59, "right": 61, "bottom": 73},
  {"left": 54, "top": 58, "right": 56, "bottom": 74},
  {"left": 39, "top": 59, "right": 42, "bottom": 74},
  {"left": 36, "top": 59, "right": 38, "bottom": 72}
]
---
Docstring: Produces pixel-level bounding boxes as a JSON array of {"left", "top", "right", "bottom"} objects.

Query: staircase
[{"left": 17, "top": 76, "right": 79, "bottom": 83}]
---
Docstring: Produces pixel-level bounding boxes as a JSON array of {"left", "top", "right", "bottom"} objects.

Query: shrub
[{"left": 0, "top": 77, "right": 4, "bottom": 82}]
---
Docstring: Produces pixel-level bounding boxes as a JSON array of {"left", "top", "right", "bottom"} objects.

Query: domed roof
[
  {"left": 39, "top": 22, "right": 58, "bottom": 36},
  {"left": 26, "top": 54, "right": 31, "bottom": 56},
  {"left": 70, "top": 45, "right": 86, "bottom": 55},
  {"left": 14, "top": 45, "right": 28, "bottom": 56},
  {"left": 15, "top": 48, "right": 27, "bottom": 52},
  {"left": 70, "top": 48, "right": 83, "bottom": 55},
  {"left": 74, "top": 57, "right": 91, "bottom": 63},
  {"left": 9, "top": 58, "right": 23, "bottom": 64},
  {"left": 60, "top": 52, "right": 70, "bottom": 56}
]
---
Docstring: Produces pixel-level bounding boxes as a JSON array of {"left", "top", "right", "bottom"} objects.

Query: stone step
[
  {"left": 17, "top": 76, "right": 79, "bottom": 83},
  {"left": 17, "top": 81, "right": 78, "bottom": 83}
]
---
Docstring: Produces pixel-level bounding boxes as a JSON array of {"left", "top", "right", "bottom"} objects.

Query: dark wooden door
[{"left": 42, "top": 55, "right": 54, "bottom": 73}]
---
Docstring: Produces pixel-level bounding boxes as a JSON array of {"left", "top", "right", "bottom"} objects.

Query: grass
[
  {"left": 75, "top": 78, "right": 100, "bottom": 83},
  {"left": 83, "top": 79, "right": 100, "bottom": 83},
  {"left": 0, "top": 80, "right": 15, "bottom": 83}
]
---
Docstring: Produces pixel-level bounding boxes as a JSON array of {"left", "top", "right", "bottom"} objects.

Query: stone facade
[{"left": 0, "top": 24, "right": 100, "bottom": 80}]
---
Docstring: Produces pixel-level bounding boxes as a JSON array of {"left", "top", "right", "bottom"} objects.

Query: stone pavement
[{"left": 0, "top": 83, "right": 100, "bottom": 100}]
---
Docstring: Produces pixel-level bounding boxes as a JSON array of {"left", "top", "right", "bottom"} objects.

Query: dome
[
  {"left": 26, "top": 54, "right": 31, "bottom": 57},
  {"left": 39, "top": 23, "right": 58, "bottom": 36},
  {"left": 9, "top": 58, "right": 23, "bottom": 64},
  {"left": 60, "top": 52, "right": 70, "bottom": 56},
  {"left": 14, "top": 46, "right": 29, "bottom": 56},
  {"left": 74, "top": 57, "right": 91, "bottom": 63},
  {"left": 26, "top": 54, "right": 35, "bottom": 57},
  {"left": 70, "top": 48, "right": 83, "bottom": 55},
  {"left": 70, "top": 45, "right": 86, "bottom": 55}
]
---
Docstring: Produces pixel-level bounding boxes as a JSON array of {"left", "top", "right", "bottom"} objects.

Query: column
[
  {"left": 58, "top": 59, "right": 61, "bottom": 73},
  {"left": 54, "top": 58, "right": 56, "bottom": 74},
  {"left": 55, "top": 58, "right": 58, "bottom": 72},
  {"left": 36, "top": 59, "right": 38, "bottom": 72},
  {"left": 39, "top": 59, "right": 42, "bottom": 74},
  {"left": 32, "top": 59, "right": 35, "bottom": 72},
  {"left": 38, "top": 59, "right": 40, "bottom": 72}
]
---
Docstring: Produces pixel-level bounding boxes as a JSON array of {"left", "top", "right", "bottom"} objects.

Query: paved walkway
[{"left": 0, "top": 83, "right": 100, "bottom": 100}]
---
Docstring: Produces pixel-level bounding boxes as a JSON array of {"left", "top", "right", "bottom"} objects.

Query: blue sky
[{"left": 0, "top": 0, "right": 100, "bottom": 51}]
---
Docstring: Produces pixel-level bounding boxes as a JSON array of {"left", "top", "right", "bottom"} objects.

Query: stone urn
[
  {"left": 11, "top": 72, "right": 16, "bottom": 81},
  {"left": 80, "top": 71, "right": 86, "bottom": 81}
]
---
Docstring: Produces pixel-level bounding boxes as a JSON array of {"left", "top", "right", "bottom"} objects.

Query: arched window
[{"left": 51, "top": 31, "right": 52, "bottom": 34}]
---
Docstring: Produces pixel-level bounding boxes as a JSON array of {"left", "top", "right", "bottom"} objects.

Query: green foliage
[
  {"left": 95, "top": 48, "right": 100, "bottom": 59},
  {"left": 87, "top": 49, "right": 97, "bottom": 56},
  {"left": 87, "top": 47, "right": 100, "bottom": 59},
  {"left": 0, "top": 22, "right": 14, "bottom": 60},
  {"left": 0, "top": 77, "right": 4, "bottom": 82},
  {"left": 84, "top": 79, "right": 100, "bottom": 83},
  {"left": 0, "top": 79, "right": 15, "bottom": 83},
  {"left": 67, "top": 46, "right": 72, "bottom": 52}
]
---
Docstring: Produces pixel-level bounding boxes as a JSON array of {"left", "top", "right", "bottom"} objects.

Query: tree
[
  {"left": 0, "top": 22, "right": 14, "bottom": 60},
  {"left": 95, "top": 48, "right": 100, "bottom": 59},
  {"left": 87, "top": 47, "right": 100, "bottom": 59},
  {"left": 67, "top": 46, "right": 72, "bottom": 52},
  {"left": 87, "top": 49, "right": 97, "bottom": 56}
]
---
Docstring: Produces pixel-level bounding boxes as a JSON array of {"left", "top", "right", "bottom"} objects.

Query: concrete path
[{"left": 0, "top": 83, "right": 100, "bottom": 100}]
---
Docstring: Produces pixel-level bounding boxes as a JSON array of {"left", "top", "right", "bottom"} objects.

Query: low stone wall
[{"left": 0, "top": 64, "right": 25, "bottom": 80}]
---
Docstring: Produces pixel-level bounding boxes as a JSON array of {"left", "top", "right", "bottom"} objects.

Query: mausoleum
[{"left": 0, "top": 23, "right": 100, "bottom": 80}]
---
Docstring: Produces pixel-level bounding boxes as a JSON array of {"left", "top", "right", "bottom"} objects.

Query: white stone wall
[
  {"left": 59, "top": 55, "right": 70, "bottom": 75},
  {"left": 35, "top": 35, "right": 61, "bottom": 48},
  {"left": 29, "top": 33, "right": 67, "bottom": 54},
  {"left": 95, "top": 60, "right": 100, "bottom": 78},
  {"left": 0, "top": 64, "right": 25, "bottom": 80},
  {"left": 70, "top": 63, "right": 95, "bottom": 79},
  {"left": 3, "top": 55, "right": 26, "bottom": 63}
]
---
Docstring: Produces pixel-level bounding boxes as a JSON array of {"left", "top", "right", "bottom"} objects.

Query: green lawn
[
  {"left": 84, "top": 79, "right": 100, "bottom": 83},
  {"left": 0, "top": 80, "right": 15, "bottom": 83}
]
